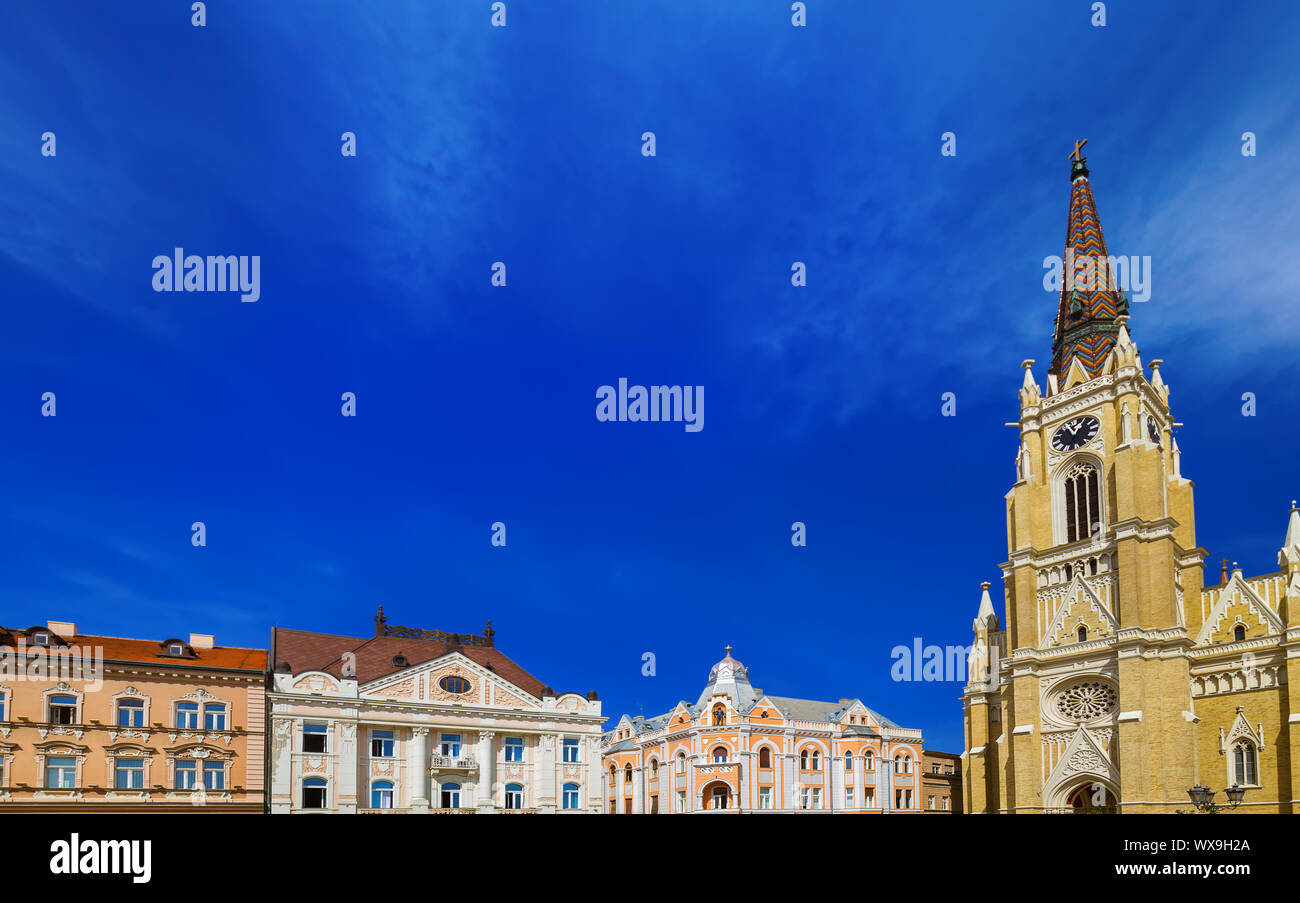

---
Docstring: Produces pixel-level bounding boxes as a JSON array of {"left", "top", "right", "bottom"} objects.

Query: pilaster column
[
  {"left": 854, "top": 751, "right": 865, "bottom": 808},
  {"left": 538, "top": 734, "right": 557, "bottom": 813},
  {"left": 337, "top": 721, "right": 358, "bottom": 814},
  {"left": 409, "top": 727, "right": 429, "bottom": 811},
  {"left": 477, "top": 730, "right": 495, "bottom": 810}
]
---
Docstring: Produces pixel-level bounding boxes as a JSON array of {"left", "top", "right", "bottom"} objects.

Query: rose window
[{"left": 1055, "top": 681, "right": 1117, "bottom": 721}]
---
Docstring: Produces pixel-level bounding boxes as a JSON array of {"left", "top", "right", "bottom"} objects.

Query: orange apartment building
[
  {"left": 0, "top": 620, "right": 267, "bottom": 812},
  {"left": 601, "top": 648, "right": 924, "bottom": 813}
]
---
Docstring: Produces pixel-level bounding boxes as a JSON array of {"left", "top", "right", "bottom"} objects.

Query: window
[
  {"left": 608, "top": 764, "right": 616, "bottom": 786},
  {"left": 800, "top": 749, "right": 809, "bottom": 770},
  {"left": 933, "top": 763, "right": 941, "bottom": 774},
  {"left": 864, "top": 751, "right": 874, "bottom": 770},
  {"left": 563, "top": 738, "right": 580, "bottom": 763},
  {"left": 650, "top": 794, "right": 659, "bottom": 814},
  {"left": 1063, "top": 460, "right": 1102, "bottom": 543},
  {"left": 32, "top": 631, "right": 50, "bottom": 646},
  {"left": 303, "top": 777, "right": 328, "bottom": 809},
  {"left": 49, "top": 694, "right": 77, "bottom": 725},
  {"left": 624, "top": 799, "right": 632, "bottom": 814},
  {"left": 203, "top": 703, "right": 227, "bottom": 731},
  {"left": 1233, "top": 741, "right": 1258, "bottom": 786},
  {"left": 943, "top": 796, "right": 950, "bottom": 810},
  {"left": 758, "top": 786, "right": 772, "bottom": 810},
  {"left": 0, "top": 691, "right": 5, "bottom": 721},
  {"left": 371, "top": 780, "right": 394, "bottom": 809},
  {"left": 812, "top": 788, "right": 821, "bottom": 809},
  {"left": 46, "top": 756, "right": 77, "bottom": 788},
  {"left": 624, "top": 764, "right": 632, "bottom": 783},
  {"left": 811, "top": 751, "right": 821, "bottom": 771},
  {"left": 1234, "top": 624, "right": 1246, "bottom": 642},
  {"left": 800, "top": 787, "right": 810, "bottom": 809},
  {"left": 113, "top": 759, "right": 144, "bottom": 789},
  {"left": 649, "top": 758, "right": 658, "bottom": 777},
  {"left": 844, "top": 752, "right": 853, "bottom": 772},
  {"left": 303, "top": 723, "right": 328, "bottom": 753},
  {"left": 440, "top": 782, "right": 461, "bottom": 808},
  {"left": 563, "top": 783, "right": 580, "bottom": 810},
  {"left": 504, "top": 783, "right": 524, "bottom": 809},
  {"left": 204, "top": 761, "right": 225, "bottom": 790},
  {"left": 117, "top": 698, "right": 145, "bottom": 727},
  {"left": 370, "top": 729, "right": 395, "bottom": 758},
  {"left": 504, "top": 737, "right": 524, "bottom": 762},
  {"left": 710, "top": 786, "right": 729, "bottom": 810},
  {"left": 928, "top": 795, "right": 936, "bottom": 810},
  {"left": 440, "top": 734, "right": 461, "bottom": 757},
  {"left": 758, "top": 747, "right": 771, "bottom": 769},
  {"left": 167, "top": 642, "right": 185, "bottom": 656},
  {"left": 847, "top": 788, "right": 854, "bottom": 808},
  {"left": 175, "top": 761, "right": 197, "bottom": 790},
  {"left": 439, "top": 676, "right": 470, "bottom": 694},
  {"left": 676, "top": 790, "right": 686, "bottom": 812},
  {"left": 676, "top": 752, "right": 686, "bottom": 773},
  {"left": 712, "top": 705, "right": 725, "bottom": 725},
  {"left": 175, "top": 702, "right": 199, "bottom": 730},
  {"left": 1077, "top": 625, "right": 1088, "bottom": 643},
  {"left": 712, "top": 746, "right": 728, "bottom": 763}
]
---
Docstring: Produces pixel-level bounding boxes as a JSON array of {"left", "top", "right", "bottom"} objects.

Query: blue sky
[{"left": 1, "top": 1, "right": 1298, "bottom": 752}]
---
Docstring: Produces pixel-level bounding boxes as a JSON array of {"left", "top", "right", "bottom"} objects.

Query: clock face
[
  {"left": 1147, "top": 416, "right": 1161, "bottom": 444},
  {"left": 1051, "top": 415, "right": 1100, "bottom": 452}
]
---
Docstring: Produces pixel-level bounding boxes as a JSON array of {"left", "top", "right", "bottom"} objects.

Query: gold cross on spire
[{"left": 1070, "top": 138, "right": 1089, "bottom": 162}]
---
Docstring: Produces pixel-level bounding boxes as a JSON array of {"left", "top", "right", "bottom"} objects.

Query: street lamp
[{"left": 1186, "top": 784, "right": 1246, "bottom": 813}]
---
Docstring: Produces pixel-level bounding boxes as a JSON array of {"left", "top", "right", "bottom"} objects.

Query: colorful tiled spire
[{"left": 1051, "top": 140, "right": 1129, "bottom": 380}]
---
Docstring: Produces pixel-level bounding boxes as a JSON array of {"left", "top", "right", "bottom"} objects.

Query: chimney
[
  {"left": 189, "top": 633, "right": 215, "bottom": 649},
  {"left": 47, "top": 621, "right": 76, "bottom": 638}
]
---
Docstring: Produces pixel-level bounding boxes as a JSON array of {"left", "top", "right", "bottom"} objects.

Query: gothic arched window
[
  {"left": 1077, "top": 625, "right": 1088, "bottom": 643},
  {"left": 1233, "top": 741, "right": 1258, "bottom": 786},
  {"left": 1063, "top": 460, "right": 1102, "bottom": 543}
]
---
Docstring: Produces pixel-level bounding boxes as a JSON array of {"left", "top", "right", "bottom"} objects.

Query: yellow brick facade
[{"left": 962, "top": 153, "right": 1300, "bottom": 814}]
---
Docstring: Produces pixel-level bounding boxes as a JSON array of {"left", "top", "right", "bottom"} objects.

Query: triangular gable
[
  {"left": 1040, "top": 574, "right": 1118, "bottom": 647},
  {"left": 1196, "top": 575, "right": 1285, "bottom": 646},
  {"left": 1043, "top": 725, "right": 1117, "bottom": 805},
  {"left": 1063, "top": 356, "right": 1092, "bottom": 390},
  {"left": 748, "top": 696, "right": 786, "bottom": 723},
  {"left": 1220, "top": 706, "right": 1266, "bottom": 754},
  {"left": 361, "top": 652, "right": 540, "bottom": 710}
]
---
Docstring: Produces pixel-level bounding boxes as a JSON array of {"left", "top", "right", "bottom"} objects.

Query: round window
[
  {"left": 1054, "top": 680, "right": 1117, "bottom": 722},
  {"left": 439, "top": 676, "right": 471, "bottom": 694}
]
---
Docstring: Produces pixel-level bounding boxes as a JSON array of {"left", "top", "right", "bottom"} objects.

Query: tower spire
[{"left": 1051, "top": 142, "right": 1129, "bottom": 379}]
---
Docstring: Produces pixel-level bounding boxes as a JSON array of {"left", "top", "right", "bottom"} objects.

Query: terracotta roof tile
[
  {"left": 272, "top": 627, "right": 549, "bottom": 698},
  {"left": 0, "top": 627, "right": 266, "bottom": 672}
]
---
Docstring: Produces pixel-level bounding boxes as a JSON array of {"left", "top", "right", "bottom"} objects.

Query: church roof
[{"left": 1051, "top": 142, "right": 1130, "bottom": 379}]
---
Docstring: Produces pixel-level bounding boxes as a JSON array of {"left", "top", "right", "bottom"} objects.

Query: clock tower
[{"left": 963, "top": 145, "right": 1212, "bottom": 813}]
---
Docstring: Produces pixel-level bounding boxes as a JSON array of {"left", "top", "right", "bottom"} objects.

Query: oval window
[{"left": 439, "top": 676, "right": 471, "bottom": 694}]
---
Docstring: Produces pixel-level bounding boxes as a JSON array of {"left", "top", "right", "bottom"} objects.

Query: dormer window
[
  {"left": 169, "top": 643, "right": 184, "bottom": 656},
  {"left": 32, "top": 631, "right": 50, "bottom": 647}
]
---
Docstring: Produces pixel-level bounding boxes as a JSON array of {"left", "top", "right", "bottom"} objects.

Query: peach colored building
[
  {"left": 0, "top": 621, "right": 267, "bottom": 812},
  {"left": 602, "top": 648, "right": 923, "bottom": 813}
]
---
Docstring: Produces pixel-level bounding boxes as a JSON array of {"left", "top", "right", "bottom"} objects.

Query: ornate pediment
[
  {"left": 1197, "top": 575, "right": 1284, "bottom": 646},
  {"left": 1040, "top": 573, "right": 1118, "bottom": 647},
  {"left": 1219, "top": 706, "right": 1265, "bottom": 754},
  {"left": 1042, "top": 725, "right": 1118, "bottom": 807}
]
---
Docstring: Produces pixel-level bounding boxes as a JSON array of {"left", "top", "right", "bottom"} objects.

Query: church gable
[
  {"left": 1196, "top": 576, "right": 1284, "bottom": 646},
  {"left": 1040, "top": 575, "right": 1117, "bottom": 647}
]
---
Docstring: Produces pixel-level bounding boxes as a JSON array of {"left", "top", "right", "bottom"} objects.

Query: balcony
[{"left": 429, "top": 755, "right": 477, "bottom": 772}]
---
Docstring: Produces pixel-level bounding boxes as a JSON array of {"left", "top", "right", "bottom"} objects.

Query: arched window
[
  {"left": 370, "top": 780, "right": 393, "bottom": 809},
  {"left": 758, "top": 747, "right": 772, "bottom": 769},
  {"left": 649, "top": 758, "right": 658, "bottom": 776},
  {"left": 810, "top": 750, "right": 821, "bottom": 771},
  {"left": 800, "top": 749, "right": 809, "bottom": 770},
  {"left": 1233, "top": 741, "right": 1258, "bottom": 786},
  {"left": 894, "top": 754, "right": 902, "bottom": 774},
  {"left": 712, "top": 746, "right": 728, "bottom": 763},
  {"left": 676, "top": 752, "right": 686, "bottom": 773},
  {"left": 1063, "top": 460, "right": 1102, "bottom": 543},
  {"left": 1234, "top": 624, "right": 1246, "bottom": 642},
  {"left": 864, "top": 751, "right": 874, "bottom": 770},
  {"left": 844, "top": 752, "right": 853, "bottom": 771},
  {"left": 562, "top": 782, "right": 580, "bottom": 810},
  {"left": 624, "top": 764, "right": 632, "bottom": 783},
  {"left": 1077, "top": 625, "right": 1088, "bottom": 643},
  {"left": 712, "top": 705, "right": 726, "bottom": 725},
  {"left": 303, "top": 777, "right": 328, "bottom": 809},
  {"left": 440, "top": 782, "right": 462, "bottom": 808},
  {"left": 504, "top": 783, "right": 524, "bottom": 810}
]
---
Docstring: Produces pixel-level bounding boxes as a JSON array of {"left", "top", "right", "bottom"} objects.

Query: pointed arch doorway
[{"left": 1063, "top": 779, "right": 1119, "bottom": 813}]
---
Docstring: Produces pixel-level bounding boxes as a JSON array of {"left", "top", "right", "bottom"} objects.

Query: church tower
[{"left": 963, "top": 143, "right": 1211, "bottom": 813}]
